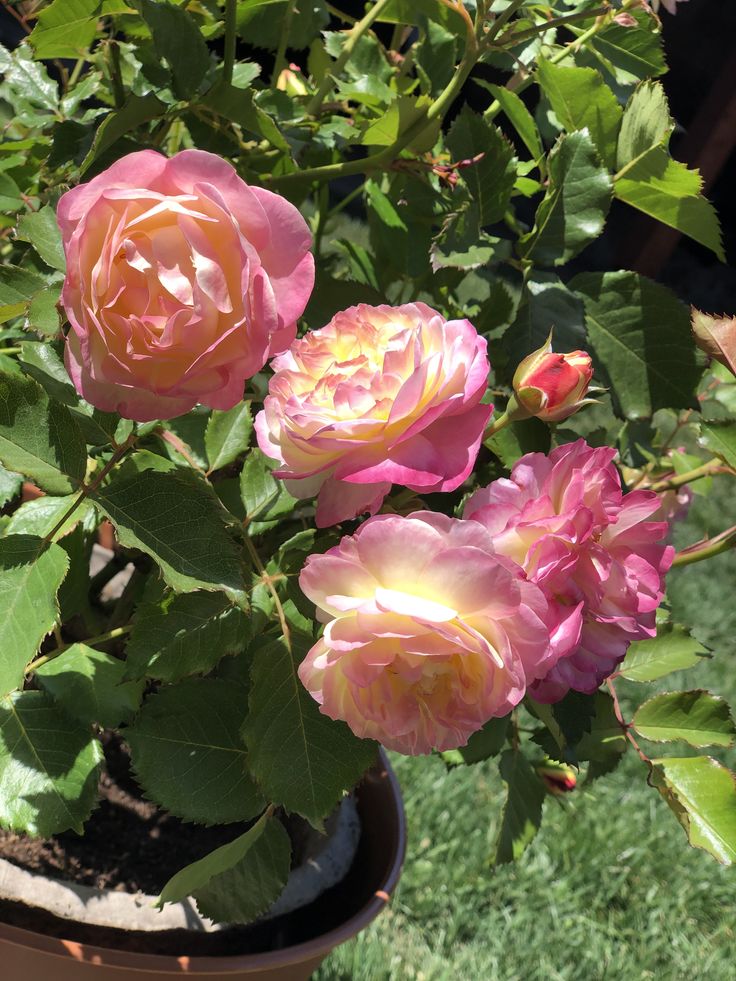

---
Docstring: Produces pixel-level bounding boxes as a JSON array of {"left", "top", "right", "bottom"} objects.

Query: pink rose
[
  {"left": 464, "top": 440, "right": 674, "bottom": 702},
  {"left": 511, "top": 336, "right": 594, "bottom": 423},
  {"left": 58, "top": 149, "right": 314, "bottom": 421},
  {"left": 297, "top": 511, "right": 554, "bottom": 755},
  {"left": 255, "top": 303, "right": 492, "bottom": 527}
]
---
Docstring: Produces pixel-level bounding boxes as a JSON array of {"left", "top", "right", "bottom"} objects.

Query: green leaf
[
  {"left": 446, "top": 108, "right": 516, "bottom": 226},
  {"left": 537, "top": 59, "right": 622, "bottom": 171},
  {"left": 25, "top": 285, "right": 62, "bottom": 336},
  {"left": 134, "top": 0, "right": 210, "bottom": 100},
  {"left": 620, "top": 623, "right": 710, "bottom": 682},
  {"left": 17, "top": 340, "right": 76, "bottom": 406},
  {"left": 205, "top": 404, "right": 253, "bottom": 473},
  {"left": 649, "top": 756, "right": 736, "bottom": 865},
  {"left": 0, "top": 462, "right": 21, "bottom": 508},
  {"left": 0, "top": 690, "right": 102, "bottom": 836},
  {"left": 614, "top": 148, "right": 724, "bottom": 261},
  {"left": 571, "top": 271, "right": 699, "bottom": 419},
  {"left": 125, "top": 586, "right": 247, "bottom": 682},
  {"left": 236, "top": 0, "right": 329, "bottom": 51},
  {"left": 200, "top": 82, "right": 289, "bottom": 152},
  {"left": 126, "top": 678, "right": 264, "bottom": 825},
  {"left": 530, "top": 690, "right": 626, "bottom": 766},
  {"left": 159, "top": 810, "right": 290, "bottom": 924},
  {"left": 616, "top": 80, "right": 673, "bottom": 169},
  {"left": 485, "top": 416, "right": 550, "bottom": 469},
  {"left": 441, "top": 715, "right": 509, "bottom": 767},
  {"left": 5, "top": 494, "right": 92, "bottom": 539},
  {"left": 35, "top": 644, "right": 143, "bottom": 728},
  {"left": 504, "top": 274, "right": 587, "bottom": 361},
  {"left": 518, "top": 131, "right": 611, "bottom": 266},
  {"left": 0, "top": 265, "right": 48, "bottom": 324},
  {"left": 633, "top": 691, "right": 735, "bottom": 748},
  {"left": 0, "top": 371, "right": 87, "bottom": 494},
  {"left": 79, "top": 93, "right": 167, "bottom": 175},
  {"left": 240, "top": 449, "right": 296, "bottom": 533},
  {"left": 590, "top": 11, "right": 667, "bottom": 81},
  {"left": 0, "top": 45, "right": 58, "bottom": 114},
  {"left": 29, "top": 0, "right": 101, "bottom": 60},
  {"left": 16, "top": 206, "right": 66, "bottom": 272},
  {"left": 0, "top": 535, "right": 69, "bottom": 696},
  {"left": 91, "top": 468, "right": 247, "bottom": 604},
  {"left": 0, "top": 171, "right": 23, "bottom": 213},
  {"left": 376, "top": 0, "right": 467, "bottom": 35},
  {"left": 476, "top": 81, "right": 542, "bottom": 161},
  {"left": 494, "top": 749, "right": 545, "bottom": 866},
  {"left": 700, "top": 421, "right": 736, "bottom": 469},
  {"left": 430, "top": 205, "right": 510, "bottom": 271},
  {"left": 242, "top": 634, "right": 377, "bottom": 825},
  {"left": 361, "top": 96, "right": 438, "bottom": 153}
]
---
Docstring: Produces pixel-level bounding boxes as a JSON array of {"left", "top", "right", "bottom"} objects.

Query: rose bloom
[
  {"left": 256, "top": 303, "right": 491, "bottom": 527},
  {"left": 511, "top": 337, "right": 593, "bottom": 423},
  {"left": 297, "top": 512, "right": 555, "bottom": 755},
  {"left": 464, "top": 440, "right": 674, "bottom": 703},
  {"left": 57, "top": 149, "right": 314, "bottom": 421}
]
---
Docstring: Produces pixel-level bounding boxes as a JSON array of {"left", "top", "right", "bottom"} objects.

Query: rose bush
[
  {"left": 58, "top": 149, "right": 314, "bottom": 421},
  {"left": 0, "top": 0, "right": 734, "bottom": 947},
  {"left": 256, "top": 303, "right": 491, "bottom": 526}
]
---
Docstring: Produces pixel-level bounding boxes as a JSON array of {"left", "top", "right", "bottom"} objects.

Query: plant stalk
[
  {"left": 671, "top": 524, "right": 736, "bottom": 568},
  {"left": 223, "top": 0, "right": 238, "bottom": 85},
  {"left": 307, "top": 0, "right": 397, "bottom": 116},
  {"left": 25, "top": 625, "right": 133, "bottom": 676}
]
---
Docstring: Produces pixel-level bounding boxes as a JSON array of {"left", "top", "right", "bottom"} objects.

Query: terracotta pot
[{"left": 0, "top": 758, "right": 405, "bottom": 981}]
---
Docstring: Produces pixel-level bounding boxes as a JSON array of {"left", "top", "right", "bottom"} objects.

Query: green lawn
[{"left": 316, "top": 484, "right": 736, "bottom": 981}]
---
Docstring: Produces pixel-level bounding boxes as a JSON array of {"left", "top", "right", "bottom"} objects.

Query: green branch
[
  {"left": 672, "top": 525, "right": 736, "bottom": 568},
  {"left": 271, "top": 0, "right": 298, "bottom": 87},
  {"left": 269, "top": 21, "right": 479, "bottom": 188},
  {"left": 223, "top": 0, "right": 237, "bottom": 85},
  {"left": 307, "top": 0, "right": 395, "bottom": 116}
]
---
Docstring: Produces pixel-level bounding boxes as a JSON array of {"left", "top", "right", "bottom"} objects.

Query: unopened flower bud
[
  {"left": 276, "top": 65, "right": 309, "bottom": 97},
  {"left": 510, "top": 335, "right": 594, "bottom": 423},
  {"left": 691, "top": 309, "right": 736, "bottom": 377},
  {"left": 536, "top": 761, "right": 577, "bottom": 796}
]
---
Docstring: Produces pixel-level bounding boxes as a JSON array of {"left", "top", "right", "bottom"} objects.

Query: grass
[{"left": 316, "top": 482, "right": 736, "bottom": 981}]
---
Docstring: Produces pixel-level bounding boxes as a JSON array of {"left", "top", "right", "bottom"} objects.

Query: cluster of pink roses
[{"left": 58, "top": 150, "right": 673, "bottom": 756}]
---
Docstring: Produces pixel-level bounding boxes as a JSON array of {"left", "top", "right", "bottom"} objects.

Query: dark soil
[
  {"left": 0, "top": 736, "right": 316, "bottom": 895},
  {"left": 0, "top": 748, "right": 394, "bottom": 958}
]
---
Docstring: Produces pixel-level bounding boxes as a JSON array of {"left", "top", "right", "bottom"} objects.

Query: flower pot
[{"left": 0, "top": 757, "right": 405, "bottom": 980}]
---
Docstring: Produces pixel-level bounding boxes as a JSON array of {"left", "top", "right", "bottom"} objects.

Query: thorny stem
[
  {"left": 25, "top": 625, "right": 133, "bottom": 676},
  {"left": 648, "top": 458, "right": 730, "bottom": 493},
  {"left": 483, "top": 410, "right": 512, "bottom": 441},
  {"left": 270, "top": 18, "right": 479, "bottom": 187},
  {"left": 307, "top": 0, "right": 395, "bottom": 116},
  {"left": 243, "top": 535, "right": 292, "bottom": 652},
  {"left": 485, "top": 0, "right": 527, "bottom": 42},
  {"left": 494, "top": 4, "right": 611, "bottom": 48},
  {"left": 223, "top": 0, "right": 237, "bottom": 85},
  {"left": 42, "top": 433, "right": 137, "bottom": 547},
  {"left": 485, "top": 0, "right": 640, "bottom": 122},
  {"left": 672, "top": 524, "right": 736, "bottom": 568},
  {"left": 606, "top": 679, "right": 650, "bottom": 765},
  {"left": 271, "top": 0, "right": 298, "bottom": 87}
]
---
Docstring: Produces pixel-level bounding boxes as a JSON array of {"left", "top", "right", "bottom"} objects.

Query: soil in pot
[{"left": 0, "top": 737, "right": 397, "bottom": 959}]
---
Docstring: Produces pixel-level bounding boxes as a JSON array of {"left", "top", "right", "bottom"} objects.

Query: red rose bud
[
  {"left": 536, "top": 762, "right": 577, "bottom": 796},
  {"left": 511, "top": 335, "right": 594, "bottom": 423},
  {"left": 691, "top": 309, "right": 736, "bottom": 377}
]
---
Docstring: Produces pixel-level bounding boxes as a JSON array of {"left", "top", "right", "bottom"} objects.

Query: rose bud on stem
[{"left": 484, "top": 335, "right": 595, "bottom": 440}]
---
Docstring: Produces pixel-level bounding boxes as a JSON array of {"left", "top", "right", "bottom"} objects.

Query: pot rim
[{"left": 0, "top": 754, "right": 406, "bottom": 975}]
